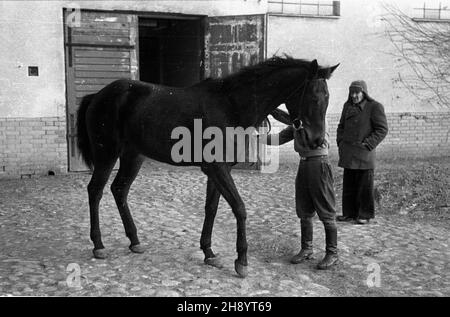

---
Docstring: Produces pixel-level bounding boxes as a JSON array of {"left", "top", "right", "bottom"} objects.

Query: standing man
[
  {"left": 262, "top": 109, "right": 339, "bottom": 270},
  {"left": 336, "top": 81, "right": 388, "bottom": 224}
]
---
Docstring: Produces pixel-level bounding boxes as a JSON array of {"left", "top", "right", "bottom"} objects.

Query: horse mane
[
  {"left": 222, "top": 55, "right": 313, "bottom": 93},
  {"left": 200, "top": 55, "right": 337, "bottom": 96}
]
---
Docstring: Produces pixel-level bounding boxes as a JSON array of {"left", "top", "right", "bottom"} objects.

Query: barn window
[
  {"left": 28, "top": 66, "right": 39, "bottom": 76},
  {"left": 268, "top": 0, "right": 340, "bottom": 18},
  {"left": 413, "top": 2, "right": 450, "bottom": 22}
]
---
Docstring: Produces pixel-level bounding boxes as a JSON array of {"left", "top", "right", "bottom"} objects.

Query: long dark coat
[{"left": 336, "top": 98, "right": 388, "bottom": 169}]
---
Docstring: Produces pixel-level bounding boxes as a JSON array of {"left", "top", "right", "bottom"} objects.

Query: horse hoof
[
  {"left": 204, "top": 256, "right": 223, "bottom": 269},
  {"left": 129, "top": 244, "right": 145, "bottom": 254},
  {"left": 93, "top": 248, "right": 108, "bottom": 259},
  {"left": 234, "top": 260, "right": 248, "bottom": 278}
]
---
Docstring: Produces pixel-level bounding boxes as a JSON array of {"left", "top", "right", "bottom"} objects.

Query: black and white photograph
[{"left": 0, "top": 0, "right": 449, "bottom": 301}]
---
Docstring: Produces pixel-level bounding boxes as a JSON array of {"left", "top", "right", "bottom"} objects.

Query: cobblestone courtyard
[{"left": 0, "top": 160, "right": 449, "bottom": 297}]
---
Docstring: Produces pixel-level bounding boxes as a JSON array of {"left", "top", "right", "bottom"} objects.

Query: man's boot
[
  {"left": 317, "top": 221, "right": 339, "bottom": 270},
  {"left": 291, "top": 218, "right": 313, "bottom": 264}
]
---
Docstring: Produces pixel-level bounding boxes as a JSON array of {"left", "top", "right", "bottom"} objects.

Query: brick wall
[
  {"left": 0, "top": 112, "right": 448, "bottom": 177},
  {"left": 0, "top": 117, "right": 67, "bottom": 178},
  {"left": 270, "top": 112, "right": 450, "bottom": 164}
]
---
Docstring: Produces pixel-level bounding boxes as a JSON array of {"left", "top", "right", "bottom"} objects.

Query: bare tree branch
[{"left": 382, "top": 2, "right": 450, "bottom": 108}]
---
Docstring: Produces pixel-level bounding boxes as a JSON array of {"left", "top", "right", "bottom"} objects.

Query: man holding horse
[{"left": 263, "top": 109, "right": 339, "bottom": 270}]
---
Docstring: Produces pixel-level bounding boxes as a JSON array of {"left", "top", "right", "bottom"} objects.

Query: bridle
[
  {"left": 260, "top": 80, "right": 308, "bottom": 134},
  {"left": 286, "top": 78, "right": 322, "bottom": 131},
  {"left": 262, "top": 78, "right": 324, "bottom": 134}
]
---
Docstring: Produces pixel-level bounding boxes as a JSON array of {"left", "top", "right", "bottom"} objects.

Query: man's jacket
[{"left": 336, "top": 99, "right": 388, "bottom": 169}]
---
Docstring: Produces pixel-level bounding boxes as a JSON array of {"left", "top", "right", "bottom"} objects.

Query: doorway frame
[{"left": 63, "top": 8, "right": 207, "bottom": 172}]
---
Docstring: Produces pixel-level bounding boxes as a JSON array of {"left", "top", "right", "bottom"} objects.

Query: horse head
[{"left": 284, "top": 59, "right": 339, "bottom": 149}]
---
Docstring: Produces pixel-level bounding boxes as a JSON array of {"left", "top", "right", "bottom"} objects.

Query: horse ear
[
  {"left": 319, "top": 63, "right": 340, "bottom": 79},
  {"left": 309, "top": 59, "right": 319, "bottom": 78},
  {"left": 327, "top": 63, "right": 340, "bottom": 78}
]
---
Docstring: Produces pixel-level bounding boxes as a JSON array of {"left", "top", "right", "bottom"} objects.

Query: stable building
[
  {"left": 0, "top": 0, "right": 267, "bottom": 176},
  {"left": 1, "top": 0, "right": 449, "bottom": 177}
]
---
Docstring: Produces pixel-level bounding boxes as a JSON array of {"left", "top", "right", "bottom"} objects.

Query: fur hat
[
  {"left": 349, "top": 80, "right": 368, "bottom": 94},
  {"left": 348, "top": 80, "right": 373, "bottom": 102}
]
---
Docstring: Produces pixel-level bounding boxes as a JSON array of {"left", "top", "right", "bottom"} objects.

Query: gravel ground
[{"left": 0, "top": 158, "right": 449, "bottom": 297}]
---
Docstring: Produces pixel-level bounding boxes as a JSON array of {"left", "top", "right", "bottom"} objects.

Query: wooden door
[
  {"left": 205, "top": 14, "right": 266, "bottom": 169},
  {"left": 64, "top": 10, "right": 138, "bottom": 171},
  {"left": 205, "top": 14, "right": 265, "bottom": 78}
]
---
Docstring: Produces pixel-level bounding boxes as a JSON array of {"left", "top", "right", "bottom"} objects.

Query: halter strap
[{"left": 287, "top": 78, "right": 325, "bottom": 131}]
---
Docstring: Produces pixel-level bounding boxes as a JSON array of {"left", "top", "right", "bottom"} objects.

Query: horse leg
[
  {"left": 202, "top": 164, "right": 248, "bottom": 278},
  {"left": 88, "top": 160, "right": 116, "bottom": 259},
  {"left": 110, "top": 149, "right": 145, "bottom": 254},
  {"left": 201, "top": 177, "right": 222, "bottom": 268}
]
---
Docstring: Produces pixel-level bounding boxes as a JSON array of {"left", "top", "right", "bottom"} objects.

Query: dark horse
[{"left": 76, "top": 56, "right": 338, "bottom": 277}]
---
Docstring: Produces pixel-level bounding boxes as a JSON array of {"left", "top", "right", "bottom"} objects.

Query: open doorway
[{"left": 138, "top": 17, "right": 204, "bottom": 87}]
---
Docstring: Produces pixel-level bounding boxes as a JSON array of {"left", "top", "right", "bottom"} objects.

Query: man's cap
[{"left": 349, "top": 80, "right": 368, "bottom": 95}]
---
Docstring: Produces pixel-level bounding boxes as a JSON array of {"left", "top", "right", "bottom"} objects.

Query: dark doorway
[{"left": 139, "top": 17, "right": 204, "bottom": 87}]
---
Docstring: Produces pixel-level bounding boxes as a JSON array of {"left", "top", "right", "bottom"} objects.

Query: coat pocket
[
  {"left": 355, "top": 142, "right": 370, "bottom": 151},
  {"left": 353, "top": 144, "right": 371, "bottom": 164}
]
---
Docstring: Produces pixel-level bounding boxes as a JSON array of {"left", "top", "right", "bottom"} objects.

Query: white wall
[
  {"left": 267, "top": 0, "right": 446, "bottom": 113},
  {"left": 0, "top": 0, "right": 267, "bottom": 118},
  {"left": 0, "top": 1, "right": 66, "bottom": 117},
  {"left": 2, "top": 0, "right": 447, "bottom": 118}
]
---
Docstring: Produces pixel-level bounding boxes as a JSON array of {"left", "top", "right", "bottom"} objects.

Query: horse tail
[{"left": 77, "top": 93, "right": 96, "bottom": 170}]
